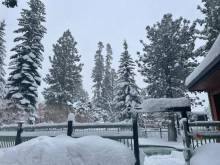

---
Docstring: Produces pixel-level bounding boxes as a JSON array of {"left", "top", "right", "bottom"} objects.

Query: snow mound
[
  {"left": 0, "top": 135, "right": 135, "bottom": 165},
  {"left": 138, "top": 97, "right": 190, "bottom": 113},
  {"left": 190, "top": 143, "right": 220, "bottom": 165}
]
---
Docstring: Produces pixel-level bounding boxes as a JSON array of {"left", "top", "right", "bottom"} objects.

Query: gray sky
[{"left": 0, "top": 0, "right": 207, "bottom": 108}]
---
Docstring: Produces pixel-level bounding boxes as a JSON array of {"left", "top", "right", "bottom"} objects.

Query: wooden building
[{"left": 186, "top": 35, "right": 220, "bottom": 121}]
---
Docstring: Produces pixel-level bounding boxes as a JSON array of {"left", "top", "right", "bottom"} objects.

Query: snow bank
[
  {"left": 185, "top": 34, "right": 220, "bottom": 87},
  {"left": 138, "top": 97, "right": 190, "bottom": 113},
  {"left": 190, "top": 143, "right": 220, "bottom": 165},
  {"left": 0, "top": 135, "right": 135, "bottom": 165}
]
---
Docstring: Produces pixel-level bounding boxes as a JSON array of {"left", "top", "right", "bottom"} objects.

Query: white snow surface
[
  {"left": 0, "top": 135, "right": 135, "bottom": 165},
  {"left": 185, "top": 34, "right": 220, "bottom": 86},
  {"left": 139, "top": 138, "right": 184, "bottom": 150},
  {"left": 144, "top": 151, "right": 184, "bottom": 165},
  {"left": 138, "top": 97, "right": 190, "bottom": 113},
  {"left": 190, "top": 143, "right": 220, "bottom": 165}
]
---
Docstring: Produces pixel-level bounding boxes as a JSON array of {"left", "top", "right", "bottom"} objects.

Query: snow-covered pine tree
[
  {"left": 101, "top": 43, "right": 113, "bottom": 117},
  {"left": 0, "top": 21, "right": 6, "bottom": 98},
  {"left": 114, "top": 41, "right": 141, "bottom": 121},
  {"left": 92, "top": 42, "right": 104, "bottom": 109},
  {"left": 6, "top": 0, "right": 46, "bottom": 115},
  {"left": 110, "top": 68, "right": 117, "bottom": 111},
  {"left": 137, "top": 14, "right": 197, "bottom": 99},
  {"left": 197, "top": 0, "right": 220, "bottom": 54},
  {"left": 2, "top": 0, "right": 17, "bottom": 8},
  {"left": 137, "top": 14, "right": 197, "bottom": 141},
  {"left": 43, "top": 30, "right": 84, "bottom": 107}
]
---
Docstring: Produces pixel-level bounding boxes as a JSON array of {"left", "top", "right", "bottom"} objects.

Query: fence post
[
  {"left": 181, "top": 119, "right": 191, "bottom": 165},
  {"left": 133, "top": 113, "right": 140, "bottom": 165},
  {"left": 67, "top": 113, "right": 74, "bottom": 136},
  {"left": 15, "top": 121, "right": 23, "bottom": 145},
  {"left": 160, "top": 127, "right": 162, "bottom": 139}
]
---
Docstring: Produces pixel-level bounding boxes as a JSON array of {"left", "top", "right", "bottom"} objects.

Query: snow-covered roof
[
  {"left": 137, "top": 97, "right": 191, "bottom": 113},
  {"left": 185, "top": 35, "right": 220, "bottom": 88}
]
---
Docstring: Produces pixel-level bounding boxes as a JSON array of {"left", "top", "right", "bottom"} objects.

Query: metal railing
[{"left": 181, "top": 119, "right": 220, "bottom": 164}]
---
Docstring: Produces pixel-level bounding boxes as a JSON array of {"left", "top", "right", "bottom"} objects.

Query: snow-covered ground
[
  {"left": 190, "top": 143, "right": 220, "bottom": 165},
  {"left": 0, "top": 135, "right": 135, "bottom": 165},
  {"left": 140, "top": 137, "right": 185, "bottom": 165},
  {"left": 0, "top": 135, "right": 188, "bottom": 165},
  {"left": 144, "top": 151, "right": 184, "bottom": 165},
  {"left": 139, "top": 137, "right": 184, "bottom": 150}
]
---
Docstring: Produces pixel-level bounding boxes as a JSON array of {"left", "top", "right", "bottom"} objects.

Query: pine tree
[
  {"left": 0, "top": 21, "right": 6, "bottom": 98},
  {"left": 2, "top": 0, "right": 17, "bottom": 8},
  {"left": 92, "top": 42, "right": 104, "bottom": 109},
  {"left": 101, "top": 43, "right": 113, "bottom": 115},
  {"left": 197, "top": 0, "right": 220, "bottom": 54},
  {"left": 137, "top": 14, "right": 197, "bottom": 98},
  {"left": 6, "top": 0, "right": 46, "bottom": 115},
  {"left": 110, "top": 68, "right": 117, "bottom": 107},
  {"left": 43, "top": 30, "right": 84, "bottom": 107},
  {"left": 137, "top": 14, "right": 197, "bottom": 141},
  {"left": 114, "top": 41, "right": 141, "bottom": 121}
]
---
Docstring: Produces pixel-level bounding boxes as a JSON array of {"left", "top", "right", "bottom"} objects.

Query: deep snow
[
  {"left": 190, "top": 143, "right": 220, "bottom": 165},
  {"left": 0, "top": 135, "right": 135, "bottom": 165}
]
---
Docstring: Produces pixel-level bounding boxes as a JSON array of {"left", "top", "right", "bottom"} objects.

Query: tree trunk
[{"left": 168, "top": 112, "right": 177, "bottom": 141}]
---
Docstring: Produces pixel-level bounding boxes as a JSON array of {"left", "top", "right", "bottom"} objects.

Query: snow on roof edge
[{"left": 185, "top": 34, "right": 220, "bottom": 88}]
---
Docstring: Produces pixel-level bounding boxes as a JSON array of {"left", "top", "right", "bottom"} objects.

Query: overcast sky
[{"left": 0, "top": 0, "right": 207, "bottom": 108}]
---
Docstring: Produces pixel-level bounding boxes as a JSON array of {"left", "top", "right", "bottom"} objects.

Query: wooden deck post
[
  {"left": 182, "top": 119, "right": 191, "bottom": 165},
  {"left": 15, "top": 121, "right": 23, "bottom": 145},
  {"left": 133, "top": 113, "right": 140, "bottom": 165}
]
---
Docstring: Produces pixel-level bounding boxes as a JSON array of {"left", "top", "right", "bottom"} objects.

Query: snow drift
[{"left": 0, "top": 135, "right": 135, "bottom": 165}]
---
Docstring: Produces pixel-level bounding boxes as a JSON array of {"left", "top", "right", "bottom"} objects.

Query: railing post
[
  {"left": 15, "top": 121, "right": 23, "bottom": 145},
  {"left": 67, "top": 113, "right": 75, "bottom": 136},
  {"left": 160, "top": 127, "right": 162, "bottom": 139},
  {"left": 132, "top": 113, "right": 140, "bottom": 165},
  {"left": 181, "top": 118, "right": 191, "bottom": 165}
]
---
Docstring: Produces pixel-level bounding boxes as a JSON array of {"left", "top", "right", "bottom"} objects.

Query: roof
[
  {"left": 185, "top": 35, "right": 220, "bottom": 90},
  {"left": 137, "top": 97, "right": 191, "bottom": 113}
]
